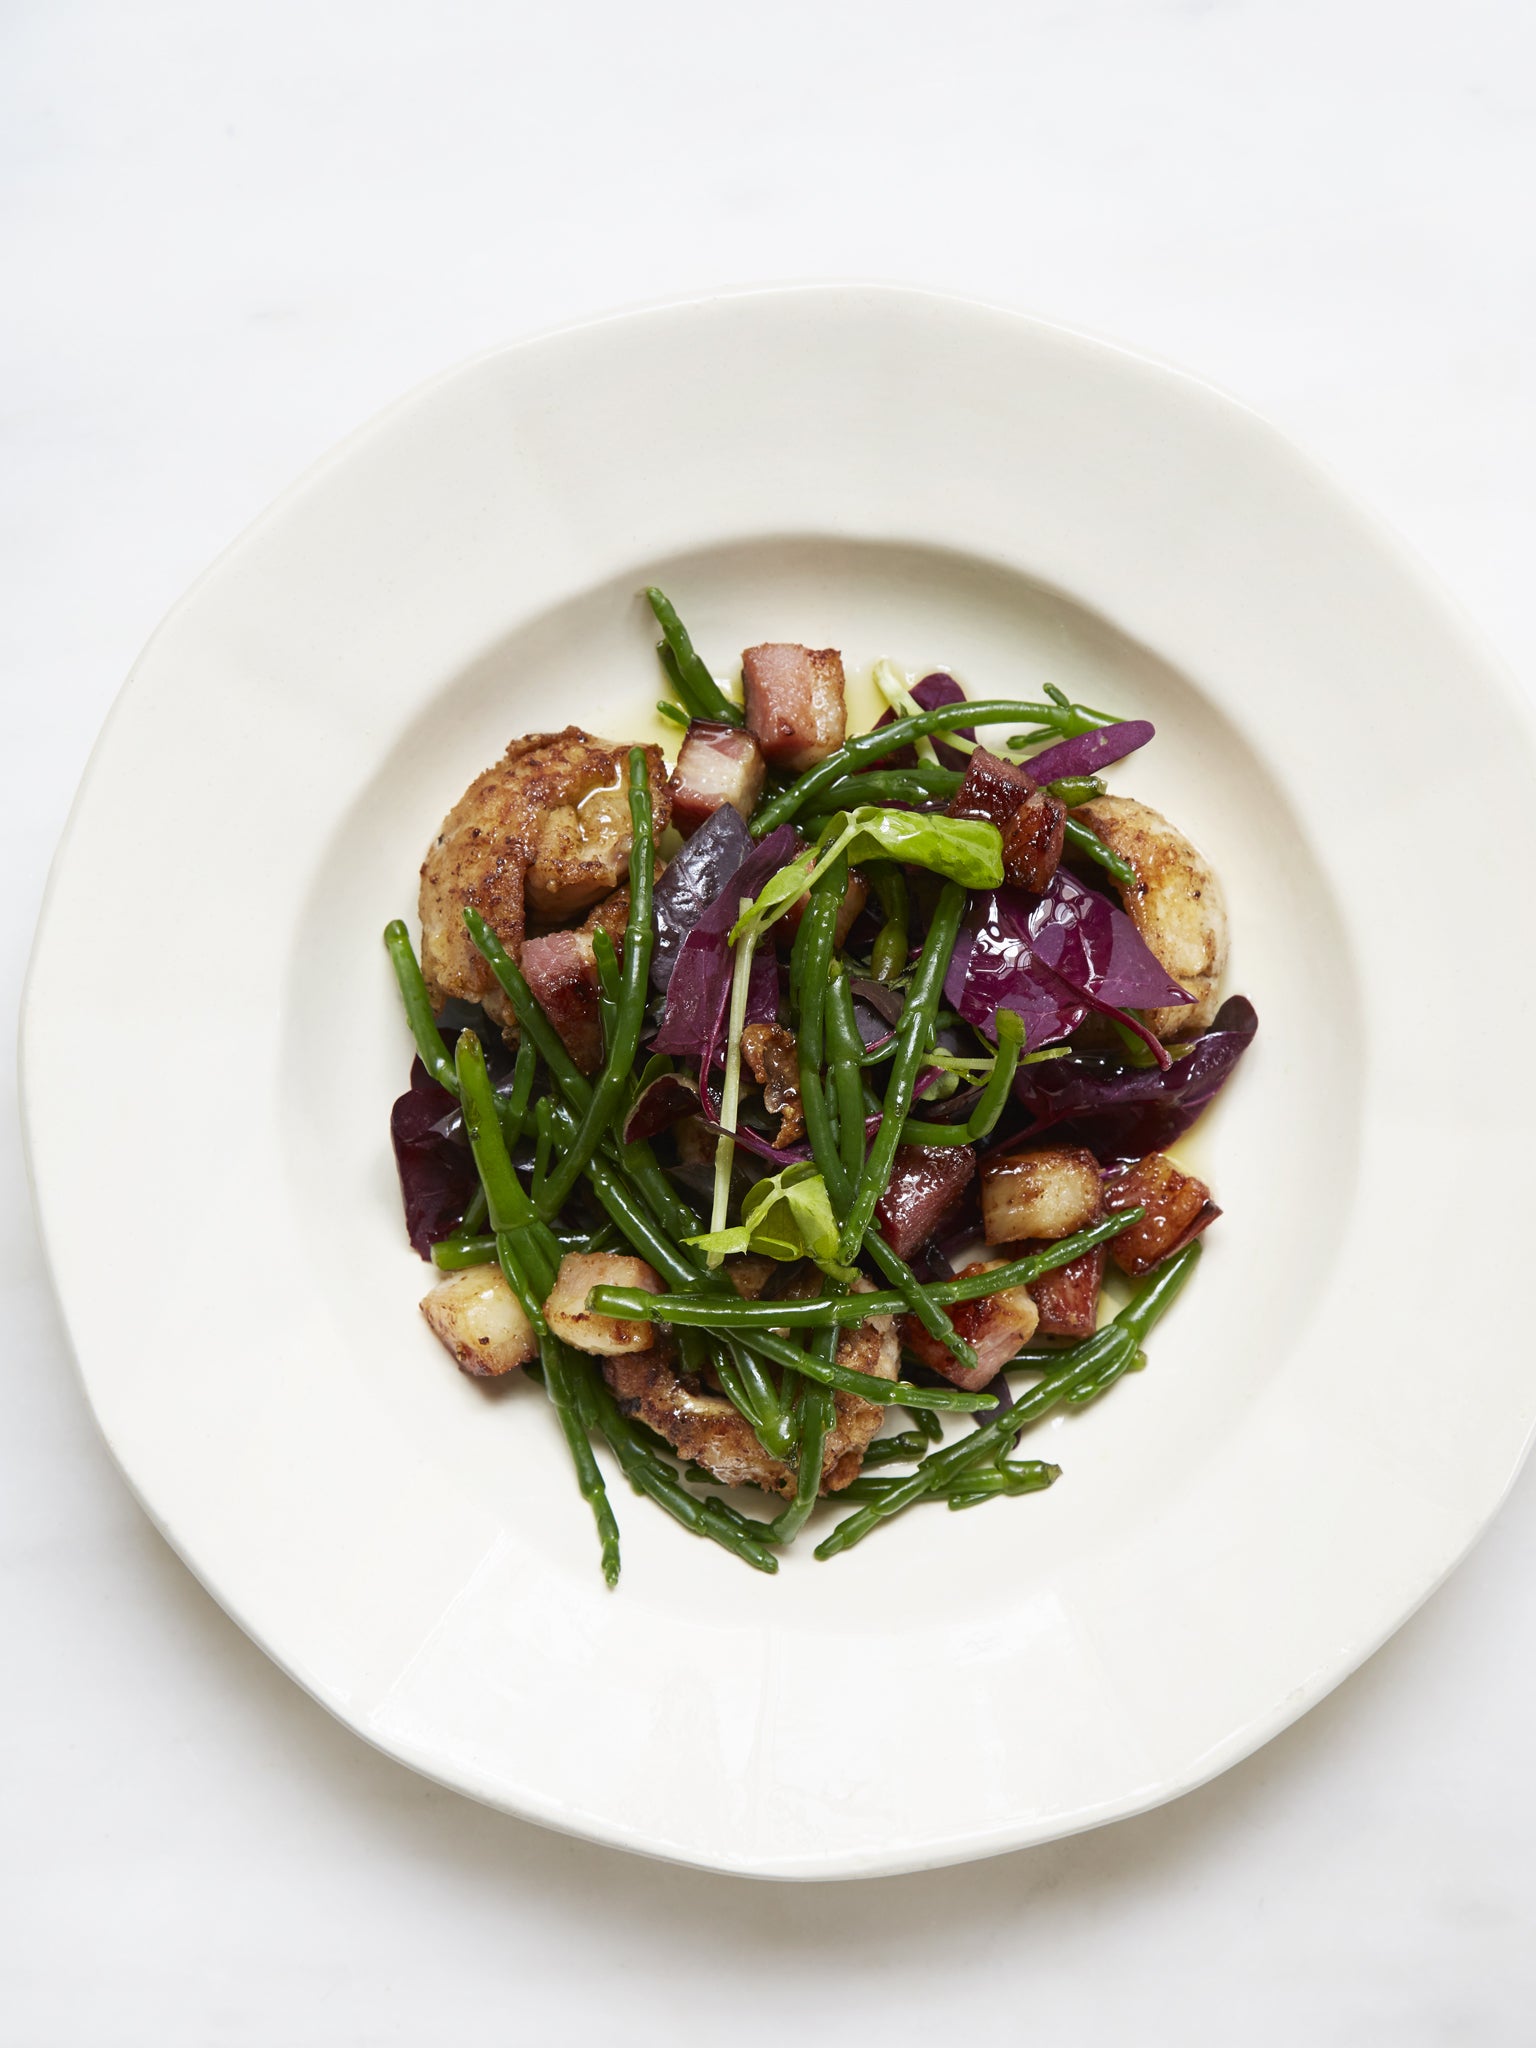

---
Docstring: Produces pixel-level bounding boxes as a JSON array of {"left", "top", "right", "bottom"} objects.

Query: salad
[{"left": 384, "top": 589, "right": 1256, "bottom": 1581}]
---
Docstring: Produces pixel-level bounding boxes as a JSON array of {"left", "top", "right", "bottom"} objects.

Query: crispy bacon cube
[
  {"left": 1001, "top": 789, "right": 1067, "bottom": 892},
  {"left": 980, "top": 1145, "right": 1102, "bottom": 1245},
  {"left": 1025, "top": 1242, "right": 1105, "bottom": 1338},
  {"left": 544, "top": 1252, "right": 663, "bottom": 1354},
  {"left": 874, "top": 1145, "right": 977, "bottom": 1260},
  {"left": 668, "top": 720, "right": 767, "bottom": 836},
  {"left": 947, "top": 748, "right": 1064, "bottom": 891},
  {"left": 901, "top": 1262, "right": 1040, "bottom": 1389},
  {"left": 420, "top": 1263, "right": 538, "bottom": 1377},
  {"left": 519, "top": 930, "right": 604, "bottom": 1074},
  {"left": 947, "top": 746, "right": 1036, "bottom": 827},
  {"left": 741, "top": 643, "right": 848, "bottom": 771},
  {"left": 1104, "top": 1154, "right": 1220, "bottom": 1275}
]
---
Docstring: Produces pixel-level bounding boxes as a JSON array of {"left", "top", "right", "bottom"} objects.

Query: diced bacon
[
  {"left": 544, "top": 1252, "right": 663, "bottom": 1354},
  {"left": 948, "top": 748, "right": 1064, "bottom": 891},
  {"left": 669, "top": 721, "right": 767, "bottom": 836},
  {"left": 519, "top": 931, "right": 604, "bottom": 1074},
  {"left": 947, "top": 746, "right": 1036, "bottom": 827},
  {"left": 420, "top": 1263, "right": 538, "bottom": 1377},
  {"left": 1104, "top": 1154, "right": 1220, "bottom": 1275},
  {"left": 1001, "top": 790, "right": 1067, "bottom": 892},
  {"left": 1025, "top": 1242, "right": 1105, "bottom": 1338},
  {"left": 741, "top": 643, "right": 848, "bottom": 771},
  {"left": 874, "top": 1145, "right": 976, "bottom": 1260},
  {"left": 901, "top": 1262, "right": 1040, "bottom": 1389},
  {"left": 981, "top": 1145, "right": 1102, "bottom": 1245},
  {"left": 620, "top": 1070, "right": 701, "bottom": 1145}
]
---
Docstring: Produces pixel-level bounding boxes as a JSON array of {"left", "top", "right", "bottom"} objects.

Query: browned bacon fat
[
  {"left": 741, "top": 643, "right": 848, "bottom": 771},
  {"left": 669, "top": 721, "right": 767, "bottom": 836}
]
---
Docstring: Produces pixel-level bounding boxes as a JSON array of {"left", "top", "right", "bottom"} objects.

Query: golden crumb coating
[
  {"left": 603, "top": 1283, "right": 899, "bottom": 1498},
  {"left": 1072, "top": 795, "right": 1228, "bottom": 1037},
  {"left": 417, "top": 727, "right": 670, "bottom": 1034}
]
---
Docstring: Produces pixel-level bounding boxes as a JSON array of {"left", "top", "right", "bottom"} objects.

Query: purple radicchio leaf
[
  {"left": 867, "top": 672, "right": 976, "bottom": 772},
  {"left": 711, "top": 1118, "right": 811, "bottom": 1166},
  {"left": 652, "top": 824, "right": 803, "bottom": 1110},
  {"left": 621, "top": 1070, "right": 701, "bottom": 1145},
  {"left": 390, "top": 1010, "right": 519, "bottom": 1257},
  {"left": 390, "top": 1055, "right": 478, "bottom": 1258},
  {"left": 1014, "top": 719, "right": 1155, "bottom": 787},
  {"left": 971, "top": 1370, "right": 1015, "bottom": 1430},
  {"left": 849, "top": 974, "right": 904, "bottom": 1053},
  {"left": 1010, "top": 994, "right": 1258, "bottom": 1164},
  {"left": 944, "top": 870, "right": 1192, "bottom": 1067},
  {"left": 704, "top": 1104, "right": 884, "bottom": 1168},
  {"left": 906, "top": 1076, "right": 985, "bottom": 1133},
  {"left": 650, "top": 801, "right": 753, "bottom": 994}
]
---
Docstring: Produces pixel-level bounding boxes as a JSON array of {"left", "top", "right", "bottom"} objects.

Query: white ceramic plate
[{"left": 23, "top": 286, "right": 1536, "bottom": 1879}]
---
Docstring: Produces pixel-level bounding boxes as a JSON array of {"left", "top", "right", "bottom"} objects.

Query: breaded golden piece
[
  {"left": 1072, "top": 795, "right": 1228, "bottom": 1038},
  {"left": 603, "top": 1284, "right": 899, "bottom": 1498},
  {"left": 577, "top": 862, "right": 664, "bottom": 946},
  {"left": 418, "top": 728, "right": 671, "bottom": 1033}
]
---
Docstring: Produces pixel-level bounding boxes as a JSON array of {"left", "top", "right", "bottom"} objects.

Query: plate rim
[{"left": 21, "top": 281, "right": 1536, "bottom": 1879}]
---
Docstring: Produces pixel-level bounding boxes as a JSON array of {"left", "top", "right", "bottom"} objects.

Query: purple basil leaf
[
  {"left": 866, "top": 672, "right": 976, "bottom": 772},
  {"left": 650, "top": 802, "right": 753, "bottom": 994},
  {"left": 390, "top": 1055, "right": 478, "bottom": 1258},
  {"left": 1027, "top": 870, "right": 1189, "bottom": 1009},
  {"left": 1015, "top": 719, "right": 1155, "bottom": 787},
  {"left": 1011, "top": 995, "right": 1258, "bottom": 1162},
  {"left": 849, "top": 974, "right": 904, "bottom": 1052},
  {"left": 943, "top": 909, "right": 1085, "bottom": 1050},
  {"left": 687, "top": 952, "right": 781, "bottom": 1121},
  {"left": 705, "top": 1103, "right": 883, "bottom": 1168},
  {"left": 621, "top": 1070, "right": 701, "bottom": 1145},
  {"left": 652, "top": 824, "right": 804, "bottom": 1100},
  {"left": 971, "top": 1371, "right": 1015, "bottom": 1430},
  {"left": 905, "top": 1081, "right": 985, "bottom": 1134},
  {"left": 914, "top": 673, "right": 976, "bottom": 771},
  {"left": 389, "top": 1008, "right": 520, "bottom": 1258},
  {"left": 945, "top": 872, "right": 1191, "bottom": 1059},
  {"left": 713, "top": 1119, "right": 809, "bottom": 1166}
]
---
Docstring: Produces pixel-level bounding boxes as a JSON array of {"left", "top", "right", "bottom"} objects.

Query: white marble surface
[{"left": 4, "top": 1, "right": 1534, "bottom": 2038}]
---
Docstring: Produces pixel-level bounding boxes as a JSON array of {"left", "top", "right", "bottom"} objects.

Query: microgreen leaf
[
  {"left": 688, "top": 1163, "right": 859, "bottom": 1279},
  {"left": 831, "top": 806, "right": 1003, "bottom": 887}
]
